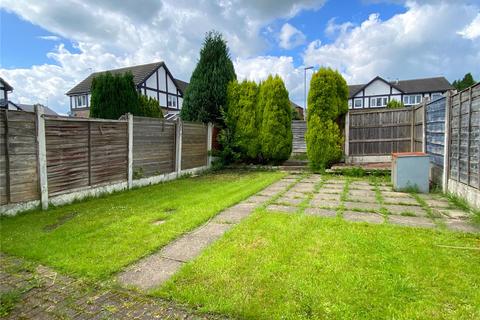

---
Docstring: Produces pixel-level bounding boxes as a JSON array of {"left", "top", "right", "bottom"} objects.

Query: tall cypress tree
[
  {"left": 306, "top": 67, "right": 348, "bottom": 170},
  {"left": 90, "top": 72, "right": 140, "bottom": 119},
  {"left": 180, "top": 30, "right": 236, "bottom": 124},
  {"left": 258, "top": 75, "right": 292, "bottom": 164}
]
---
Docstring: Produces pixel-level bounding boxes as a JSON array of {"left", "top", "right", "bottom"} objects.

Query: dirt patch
[{"left": 43, "top": 212, "right": 78, "bottom": 232}]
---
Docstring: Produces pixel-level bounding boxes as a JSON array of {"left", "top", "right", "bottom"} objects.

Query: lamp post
[{"left": 304, "top": 66, "right": 314, "bottom": 119}]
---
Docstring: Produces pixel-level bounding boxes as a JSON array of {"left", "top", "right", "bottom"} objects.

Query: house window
[
  {"left": 403, "top": 94, "right": 422, "bottom": 105},
  {"left": 75, "top": 95, "right": 86, "bottom": 108},
  {"left": 370, "top": 96, "right": 388, "bottom": 108},
  {"left": 353, "top": 98, "right": 363, "bottom": 109},
  {"left": 167, "top": 95, "right": 177, "bottom": 108}
]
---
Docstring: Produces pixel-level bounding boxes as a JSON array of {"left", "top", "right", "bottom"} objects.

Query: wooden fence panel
[
  {"left": 0, "top": 110, "right": 39, "bottom": 204},
  {"left": 292, "top": 120, "right": 307, "bottom": 153},
  {"left": 425, "top": 97, "right": 446, "bottom": 184},
  {"left": 132, "top": 116, "right": 176, "bottom": 178},
  {"left": 413, "top": 104, "right": 424, "bottom": 152},
  {"left": 45, "top": 119, "right": 90, "bottom": 195},
  {"left": 449, "top": 83, "right": 480, "bottom": 190},
  {"left": 181, "top": 122, "right": 207, "bottom": 170},
  {"left": 349, "top": 108, "right": 412, "bottom": 156},
  {"left": 90, "top": 121, "right": 128, "bottom": 185}
]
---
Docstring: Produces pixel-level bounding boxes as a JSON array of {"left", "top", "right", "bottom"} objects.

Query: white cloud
[
  {"left": 0, "top": 0, "right": 325, "bottom": 114},
  {"left": 38, "top": 35, "right": 61, "bottom": 41},
  {"left": 325, "top": 18, "right": 354, "bottom": 37},
  {"left": 303, "top": 1, "right": 480, "bottom": 84},
  {"left": 234, "top": 56, "right": 312, "bottom": 108},
  {"left": 278, "top": 23, "right": 306, "bottom": 49},
  {"left": 458, "top": 13, "right": 480, "bottom": 40}
]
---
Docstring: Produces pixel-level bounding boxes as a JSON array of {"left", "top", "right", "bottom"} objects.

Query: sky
[{"left": 1, "top": 0, "right": 479, "bottom": 115}]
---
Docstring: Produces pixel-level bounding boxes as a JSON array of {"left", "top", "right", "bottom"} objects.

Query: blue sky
[{"left": 1, "top": 0, "right": 479, "bottom": 114}]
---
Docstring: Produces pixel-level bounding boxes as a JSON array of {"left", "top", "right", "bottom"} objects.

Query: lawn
[
  {"left": 157, "top": 210, "right": 480, "bottom": 320},
  {"left": 0, "top": 170, "right": 284, "bottom": 279}
]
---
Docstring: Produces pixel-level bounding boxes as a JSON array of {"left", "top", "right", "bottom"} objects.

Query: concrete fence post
[
  {"left": 207, "top": 123, "right": 213, "bottom": 167},
  {"left": 127, "top": 113, "right": 133, "bottom": 189},
  {"left": 344, "top": 112, "right": 350, "bottom": 160},
  {"left": 175, "top": 119, "right": 183, "bottom": 175},
  {"left": 442, "top": 91, "right": 452, "bottom": 193},
  {"left": 35, "top": 105, "right": 49, "bottom": 210}
]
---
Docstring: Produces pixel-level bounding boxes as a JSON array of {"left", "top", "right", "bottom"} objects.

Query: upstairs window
[
  {"left": 353, "top": 98, "right": 363, "bottom": 109},
  {"left": 431, "top": 93, "right": 443, "bottom": 101},
  {"left": 403, "top": 94, "right": 422, "bottom": 105},
  {"left": 75, "top": 95, "right": 87, "bottom": 108},
  {"left": 167, "top": 95, "right": 177, "bottom": 108},
  {"left": 370, "top": 96, "right": 388, "bottom": 108}
]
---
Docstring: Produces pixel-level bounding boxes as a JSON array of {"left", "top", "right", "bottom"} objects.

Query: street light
[{"left": 304, "top": 66, "right": 314, "bottom": 118}]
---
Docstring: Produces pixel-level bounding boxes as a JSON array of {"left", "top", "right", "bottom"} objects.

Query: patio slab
[
  {"left": 343, "top": 211, "right": 384, "bottom": 224},
  {"left": 348, "top": 190, "right": 376, "bottom": 197},
  {"left": 118, "top": 255, "right": 183, "bottom": 291},
  {"left": 423, "top": 199, "right": 451, "bottom": 208},
  {"left": 382, "top": 191, "right": 412, "bottom": 198},
  {"left": 388, "top": 216, "right": 436, "bottom": 229},
  {"left": 384, "top": 204, "right": 427, "bottom": 216},
  {"left": 310, "top": 199, "right": 341, "bottom": 209},
  {"left": 275, "top": 197, "right": 304, "bottom": 206},
  {"left": 443, "top": 220, "right": 479, "bottom": 233},
  {"left": 343, "top": 201, "right": 381, "bottom": 212},
  {"left": 383, "top": 197, "right": 420, "bottom": 206},
  {"left": 313, "top": 193, "right": 340, "bottom": 201},
  {"left": 437, "top": 209, "right": 470, "bottom": 220},
  {"left": 304, "top": 208, "right": 338, "bottom": 217},
  {"left": 266, "top": 204, "right": 298, "bottom": 213},
  {"left": 244, "top": 195, "right": 271, "bottom": 204},
  {"left": 347, "top": 196, "right": 378, "bottom": 203},
  {"left": 212, "top": 205, "right": 254, "bottom": 224}
]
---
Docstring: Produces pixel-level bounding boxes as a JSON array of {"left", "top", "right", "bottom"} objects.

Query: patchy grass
[
  {"left": 0, "top": 290, "right": 22, "bottom": 317},
  {"left": 0, "top": 171, "right": 284, "bottom": 279},
  {"left": 156, "top": 211, "right": 480, "bottom": 320},
  {"left": 446, "top": 193, "right": 480, "bottom": 224}
]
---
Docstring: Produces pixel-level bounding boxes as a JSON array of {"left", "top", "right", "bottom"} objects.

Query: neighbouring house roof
[
  {"left": 18, "top": 103, "right": 58, "bottom": 115},
  {"left": 348, "top": 76, "right": 453, "bottom": 98},
  {"left": 0, "top": 77, "right": 13, "bottom": 91},
  {"left": 66, "top": 61, "right": 187, "bottom": 96}
]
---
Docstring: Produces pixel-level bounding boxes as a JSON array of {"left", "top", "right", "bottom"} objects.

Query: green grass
[
  {"left": 0, "top": 170, "right": 284, "bottom": 279},
  {"left": 156, "top": 211, "right": 480, "bottom": 320}
]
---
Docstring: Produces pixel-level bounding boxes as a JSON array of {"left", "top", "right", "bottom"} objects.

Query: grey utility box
[{"left": 392, "top": 152, "right": 430, "bottom": 193}]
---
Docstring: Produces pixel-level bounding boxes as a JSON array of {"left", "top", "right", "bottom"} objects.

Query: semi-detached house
[{"left": 348, "top": 76, "right": 453, "bottom": 110}]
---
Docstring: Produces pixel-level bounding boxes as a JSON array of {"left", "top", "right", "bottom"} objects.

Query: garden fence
[{"left": 0, "top": 109, "right": 211, "bottom": 215}]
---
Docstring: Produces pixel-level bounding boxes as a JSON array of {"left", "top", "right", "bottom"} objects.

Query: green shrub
[
  {"left": 258, "top": 75, "right": 292, "bottom": 164},
  {"left": 181, "top": 30, "right": 236, "bottom": 124},
  {"left": 306, "top": 116, "right": 343, "bottom": 170},
  {"left": 306, "top": 67, "right": 348, "bottom": 170},
  {"left": 90, "top": 72, "right": 140, "bottom": 119},
  {"left": 225, "top": 80, "right": 261, "bottom": 161},
  {"left": 387, "top": 100, "right": 404, "bottom": 109},
  {"left": 138, "top": 95, "right": 163, "bottom": 118}
]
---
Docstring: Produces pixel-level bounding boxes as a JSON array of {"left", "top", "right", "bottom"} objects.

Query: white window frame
[
  {"left": 75, "top": 95, "right": 86, "bottom": 108},
  {"left": 353, "top": 98, "right": 363, "bottom": 109},
  {"left": 403, "top": 94, "right": 422, "bottom": 105},
  {"left": 370, "top": 96, "right": 388, "bottom": 108},
  {"left": 167, "top": 95, "right": 177, "bottom": 108}
]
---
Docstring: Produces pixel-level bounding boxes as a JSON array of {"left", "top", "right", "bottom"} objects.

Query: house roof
[
  {"left": 66, "top": 62, "right": 187, "bottom": 96},
  {"left": 290, "top": 101, "right": 302, "bottom": 109},
  {"left": 348, "top": 76, "right": 453, "bottom": 98},
  {"left": 0, "top": 77, "right": 13, "bottom": 91}
]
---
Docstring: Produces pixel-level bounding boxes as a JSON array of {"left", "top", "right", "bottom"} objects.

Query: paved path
[
  {"left": 267, "top": 176, "right": 480, "bottom": 233},
  {"left": 117, "top": 174, "right": 302, "bottom": 291},
  {"left": 0, "top": 254, "right": 228, "bottom": 320}
]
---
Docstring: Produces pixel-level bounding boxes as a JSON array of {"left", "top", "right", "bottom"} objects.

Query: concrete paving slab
[
  {"left": 383, "top": 197, "right": 420, "bottom": 206},
  {"left": 387, "top": 216, "right": 437, "bottom": 229},
  {"left": 211, "top": 205, "right": 254, "bottom": 224},
  {"left": 384, "top": 204, "right": 427, "bottom": 216},
  {"left": 313, "top": 193, "right": 340, "bottom": 201},
  {"left": 258, "top": 189, "right": 282, "bottom": 197},
  {"left": 161, "top": 223, "right": 232, "bottom": 262},
  {"left": 117, "top": 255, "right": 183, "bottom": 291},
  {"left": 244, "top": 195, "right": 271, "bottom": 204},
  {"left": 347, "top": 196, "right": 378, "bottom": 203},
  {"left": 304, "top": 208, "right": 337, "bottom": 217},
  {"left": 443, "top": 220, "right": 479, "bottom": 233},
  {"left": 343, "top": 211, "right": 384, "bottom": 224},
  {"left": 319, "top": 189, "right": 343, "bottom": 195},
  {"left": 423, "top": 199, "right": 451, "bottom": 208},
  {"left": 348, "top": 190, "right": 376, "bottom": 197},
  {"left": 283, "top": 190, "right": 308, "bottom": 199},
  {"left": 382, "top": 191, "right": 412, "bottom": 198},
  {"left": 310, "top": 199, "right": 341, "bottom": 209},
  {"left": 321, "top": 184, "right": 344, "bottom": 190},
  {"left": 275, "top": 197, "right": 304, "bottom": 206},
  {"left": 377, "top": 186, "right": 393, "bottom": 192},
  {"left": 343, "top": 201, "right": 381, "bottom": 212},
  {"left": 349, "top": 184, "right": 375, "bottom": 191},
  {"left": 266, "top": 204, "right": 297, "bottom": 213},
  {"left": 437, "top": 209, "right": 470, "bottom": 220}
]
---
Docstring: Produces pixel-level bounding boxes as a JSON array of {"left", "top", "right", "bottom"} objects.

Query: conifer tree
[{"left": 181, "top": 31, "right": 236, "bottom": 124}]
